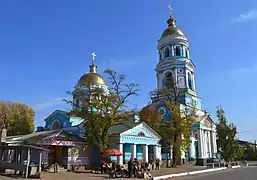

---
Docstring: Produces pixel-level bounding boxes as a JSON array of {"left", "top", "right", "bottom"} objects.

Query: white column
[
  {"left": 208, "top": 131, "right": 212, "bottom": 158},
  {"left": 189, "top": 137, "right": 195, "bottom": 158},
  {"left": 203, "top": 130, "right": 207, "bottom": 158},
  {"left": 117, "top": 143, "right": 123, "bottom": 165},
  {"left": 212, "top": 132, "right": 217, "bottom": 156},
  {"left": 39, "top": 151, "right": 42, "bottom": 172},
  {"left": 131, "top": 144, "right": 137, "bottom": 159},
  {"left": 143, "top": 145, "right": 149, "bottom": 162}
]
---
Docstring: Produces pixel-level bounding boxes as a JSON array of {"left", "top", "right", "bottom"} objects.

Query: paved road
[{"left": 172, "top": 167, "right": 257, "bottom": 180}]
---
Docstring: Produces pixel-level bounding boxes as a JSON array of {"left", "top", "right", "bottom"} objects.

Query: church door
[{"left": 194, "top": 141, "right": 199, "bottom": 159}]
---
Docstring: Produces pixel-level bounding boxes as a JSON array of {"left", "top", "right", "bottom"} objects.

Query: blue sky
[{"left": 1, "top": 0, "right": 257, "bottom": 141}]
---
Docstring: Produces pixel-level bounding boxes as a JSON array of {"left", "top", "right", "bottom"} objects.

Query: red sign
[{"left": 39, "top": 139, "right": 76, "bottom": 146}]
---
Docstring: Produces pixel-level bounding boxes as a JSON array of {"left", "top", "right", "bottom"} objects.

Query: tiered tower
[{"left": 152, "top": 5, "right": 203, "bottom": 118}]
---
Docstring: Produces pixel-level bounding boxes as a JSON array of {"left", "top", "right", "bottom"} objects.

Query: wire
[{"left": 237, "top": 129, "right": 257, "bottom": 134}]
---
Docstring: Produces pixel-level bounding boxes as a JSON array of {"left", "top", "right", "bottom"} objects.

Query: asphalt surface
[{"left": 172, "top": 166, "right": 257, "bottom": 180}]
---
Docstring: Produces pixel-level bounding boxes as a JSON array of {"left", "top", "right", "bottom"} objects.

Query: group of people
[{"left": 100, "top": 158, "right": 161, "bottom": 178}]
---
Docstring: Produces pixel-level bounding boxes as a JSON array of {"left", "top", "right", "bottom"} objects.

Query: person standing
[{"left": 128, "top": 158, "right": 134, "bottom": 178}]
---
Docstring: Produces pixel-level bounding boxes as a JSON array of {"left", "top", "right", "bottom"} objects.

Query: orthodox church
[{"left": 6, "top": 5, "right": 218, "bottom": 169}]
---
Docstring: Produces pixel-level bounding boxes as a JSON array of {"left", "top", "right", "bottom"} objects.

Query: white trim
[{"left": 120, "top": 122, "right": 161, "bottom": 140}]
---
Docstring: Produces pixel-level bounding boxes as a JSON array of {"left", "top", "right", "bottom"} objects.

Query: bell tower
[{"left": 152, "top": 4, "right": 202, "bottom": 111}]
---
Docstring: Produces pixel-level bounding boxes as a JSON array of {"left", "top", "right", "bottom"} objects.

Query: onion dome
[
  {"left": 77, "top": 52, "right": 106, "bottom": 85},
  {"left": 161, "top": 4, "right": 184, "bottom": 38}
]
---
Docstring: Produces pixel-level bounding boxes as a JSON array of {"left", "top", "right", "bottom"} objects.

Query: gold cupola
[
  {"left": 77, "top": 52, "right": 106, "bottom": 85},
  {"left": 161, "top": 4, "right": 184, "bottom": 38}
]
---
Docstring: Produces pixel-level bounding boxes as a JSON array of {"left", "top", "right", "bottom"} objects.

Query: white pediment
[
  {"left": 120, "top": 122, "right": 161, "bottom": 140},
  {"left": 200, "top": 115, "right": 214, "bottom": 129}
]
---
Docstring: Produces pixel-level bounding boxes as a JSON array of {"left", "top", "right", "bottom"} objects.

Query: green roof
[{"left": 108, "top": 119, "right": 141, "bottom": 134}]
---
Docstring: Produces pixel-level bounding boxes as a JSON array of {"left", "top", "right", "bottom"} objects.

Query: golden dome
[
  {"left": 78, "top": 72, "right": 106, "bottom": 85},
  {"left": 161, "top": 17, "right": 184, "bottom": 38},
  {"left": 77, "top": 52, "right": 106, "bottom": 85}
]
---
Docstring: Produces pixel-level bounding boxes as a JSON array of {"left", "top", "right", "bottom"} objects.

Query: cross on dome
[
  {"left": 91, "top": 52, "right": 96, "bottom": 64},
  {"left": 168, "top": 4, "right": 173, "bottom": 17}
]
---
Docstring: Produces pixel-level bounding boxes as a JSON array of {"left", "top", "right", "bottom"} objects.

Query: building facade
[{"left": 146, "top": 5, "right": 218, "bottom": 165}]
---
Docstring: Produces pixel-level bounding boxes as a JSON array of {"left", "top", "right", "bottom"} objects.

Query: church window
[
  {"left": 185, "top": 48, "right": 188, "bottom": 57},
  {"left": 138, "top": 132, "right": 145, "bottom": 136},
  {"left": 164, "top": 47, "right": 170, "bottom": 57},
  {"left": 165, "top": 72, "right": 174, "bottom": 88},
  {"left": 188, "top": 72, "right": 193, "bottom": 90},
  {"left": 175, "top": 45, "right": 181, "bottom": 56},
  {"left": 51, "top": 120, "right": 62, "bottom": 130}
]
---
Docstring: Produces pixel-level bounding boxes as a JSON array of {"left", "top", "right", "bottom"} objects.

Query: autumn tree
[
  {"left": 216, "top": 106, "right": 238, "bottom": 162},
  {"left": 66, "top": 69, "right": 139, "bottom": 152},
  {"left": 140, "top": 75, "right": 196, "bottom": 167},
  {"left": 0, "top": 101, "right": 35, "bottom": 136}
]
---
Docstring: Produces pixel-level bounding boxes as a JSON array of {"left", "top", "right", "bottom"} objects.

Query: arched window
[
  {"left": 185, "top": 48, "right": 188, "bottom": 58},
  {"left": 188, "top": 72, "right": 193, "bottom": 90},
  {"left": 175, "top": 45, "right": 181, "bottom": 56},
  {"left": 165, "top": 72, "right": 174, "bottom": 88},
  {"left": 164, "top": 47, "right": 170, "bottom": 57},
  {"left": 51, "top": 120, "right": 62, "bottom": 130}
]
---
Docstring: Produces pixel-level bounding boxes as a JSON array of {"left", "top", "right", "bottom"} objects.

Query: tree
[
  {"left": 216, "top": 106, "right": 238, "bottom": 162},
  {"left": 0, "top": 101, "right": 35, "bottom": 136},
  {"left": 141, "top": 75, "right": 196, "bottom": 167},
  {"left": 139, "top": 104, "right": 163, "bottom": 131},
  {"left": 66, "top": 69, "right": 139, "bottom": 152}
]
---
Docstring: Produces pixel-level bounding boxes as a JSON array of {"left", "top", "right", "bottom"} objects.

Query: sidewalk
[
  {"left": 150, "top": 166, "right": 205, "bottom": 177},
  {"left": 152, "top": 166, "right": 231, "bottom": 180}
]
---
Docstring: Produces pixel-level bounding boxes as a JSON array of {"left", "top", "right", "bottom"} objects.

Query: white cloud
[
  {"left": 33, "top": 97, "right": 65, "bottom": 111},
  {"left": 231, "top": 10, "right": 257, "bottom": 23}
]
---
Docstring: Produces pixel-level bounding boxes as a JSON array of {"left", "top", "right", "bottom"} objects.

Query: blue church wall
[
  {"left": 136, "top": 145, "right": 143, "bottom": 160},
  {"left": 123, "top": 144, "right": 132, "bottom": 161},
  {"left": 154, "top": 103, "right": 172, "bottom": 121},
  {"left": 44, "top": 111, "right": 71, "bottom": 130}
]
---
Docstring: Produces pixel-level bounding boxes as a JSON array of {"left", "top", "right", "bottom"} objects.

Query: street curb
[
  {"left": 152, "top": 167, "right": 228, "bottom": 180},
  {"left": 231, "top": 165, "right": 241, "bottom": 169}
]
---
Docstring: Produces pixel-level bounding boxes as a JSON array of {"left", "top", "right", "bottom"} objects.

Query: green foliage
[
  {"left": 216, "top": 106, "right": 238, "bottom": 162},
  {"left": 235, "top": 147, "right": 245, "bottom": 160},
  {"left": 141, "top": 85, "right": 197, "bottom": 167},
  {"left": 0, "top": 101, "right": 35, "bottom": 136},
  {"left": 66, "top": 69, "right": 139, "bottom": 152}
]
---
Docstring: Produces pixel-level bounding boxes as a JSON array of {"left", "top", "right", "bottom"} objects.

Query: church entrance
[{"left": 48, "top": 146, "right": 68, "bottom": 167}]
